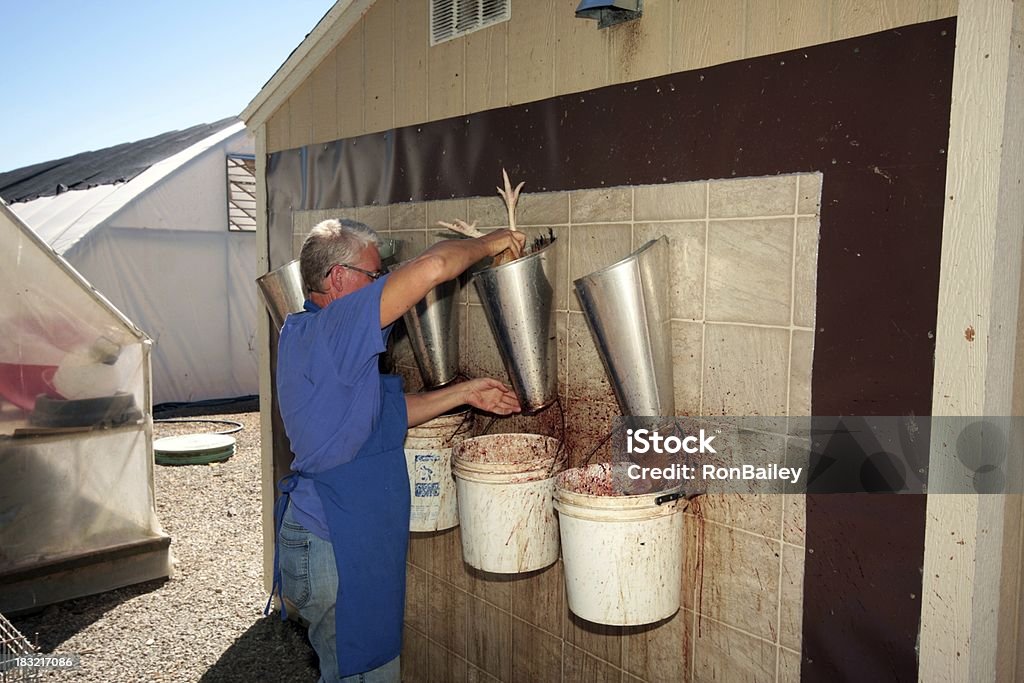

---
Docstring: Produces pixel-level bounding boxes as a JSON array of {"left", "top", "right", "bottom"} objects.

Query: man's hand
[
  {"left": 480, "top": 229, "right": 527, "bottom": 262},
  {"left": 463, "top": 377, "right": 521, "bottom": 415}
]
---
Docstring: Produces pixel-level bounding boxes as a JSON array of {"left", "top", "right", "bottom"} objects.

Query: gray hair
[{"left": 299, "top": 218, "right": 381, "bottom": 294}]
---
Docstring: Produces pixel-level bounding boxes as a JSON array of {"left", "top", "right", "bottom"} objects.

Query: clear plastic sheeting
[
  {"left": 0, "top": 429, "right": 159, "bottom": 570},
  {"left": 0, "top": 209, "right": 144, "bottom": 432},
  {"left": 0, "top": 200, "right": 170, "bottom": 612}
]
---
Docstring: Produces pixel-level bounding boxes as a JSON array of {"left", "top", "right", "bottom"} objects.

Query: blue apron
[{"left": 270, "top": 374, "right": 411, "bottom": 677}]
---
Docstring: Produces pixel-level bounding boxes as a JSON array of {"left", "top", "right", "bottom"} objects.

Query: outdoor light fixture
[{"left": 575, "top": 0, "right": 642, "bottom": 28}]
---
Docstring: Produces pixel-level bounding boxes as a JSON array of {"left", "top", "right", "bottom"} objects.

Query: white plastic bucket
[
  {"left": 451, "top": 433, "right": 562, "bottom": 573},
  {"left": 405, "top": 409, "right": 473, "bottom": 532},
  {"left": 554, "top": 463, "right": 685, "bottom": 626}
]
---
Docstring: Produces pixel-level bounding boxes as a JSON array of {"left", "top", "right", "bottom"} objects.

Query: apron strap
[{"left": 264, "top": 473, "right": 299, "bottom": 620}]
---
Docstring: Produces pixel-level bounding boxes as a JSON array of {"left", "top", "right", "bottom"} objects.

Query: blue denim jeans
[{"left": 279, "top": 502, "right": 400, "bottom": 683}]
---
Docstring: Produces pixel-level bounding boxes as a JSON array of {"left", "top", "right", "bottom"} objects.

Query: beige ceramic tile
[
  {"left": 553, "top": 0, "right": 608, "bottom": 95},
  {"left": 634, "top": 182, "right": 707, "bottom": 222},
  {"left": 469, "top": 567, "right": 513, "bottom": 612},
  {"left": 621, "top": 608, "right": 689, "bottom": 682},
  {"left": 391, "top": 230, "right": 428, "bottom": 263},
  {"left": 390, "top": 202, "right": 426, "bottom": 230},
  {"left": 563, "top": 644, "right": 621, "bottom": 683},
  {"left": 407, "top": 531, "right": 433, "bottom": 570},
  {"left": 394, "top": 0, "right": 428, "bottom": 128},
  {"left": 681, "top": 514, "right": 701, "bottom": 611},
  {"left": 695, "top": 493, "right": 784, "bottom": 541},
  {"left": 571, "top": 187, "right": 632, "bottom": 224},
  {"left": 709, "top": 176, "right": 797, "bottom": 219},
  {"left": 401, "top": 626, "right": 430, "bottom": 682},
  {"left": 683, "top": 520, "right": 781, "bottom": 641},
  {"left": 780, "top": 543, "right": 805, "bottom": 651},
  {"left": 481, "top": 410, "right": 554, "bottom": 437},
  {"left": 565, "top": 613, "right": 624, "bottom": 668},
  {"left": 363, "top": 0, "right": 395, "bottom": 133},
  {"left": 466, "top": 304, "right": 506, "bottom": 381},
  {"left": 465, "top": 23, "right": 507, "bottom": 114},
  {"left": 427, "top": 199, "right": 471, "bottom": 228},
  {"left": 797, "top": 174, "right": 822, "bottom": 216},
  {"left": 519, "top": 191, "right": 570, "bottom": 227},
  {"left": 789, "top": 330, "right": 813, "bottom": 417},
  {"left": 706, "top": 219, "right": 793, "bottom": 325},
  {"left": 512, "top": 618, "right": 563, "bottom": 682},
  {"left": 569, "top": 223, "right": 632, "bottom": 312},
  {"left": 406, "top": 565, "right": 428, "bottom": 634},
  {"left": 336, "top": 29, "right": 364, "bottom": 139},
  {"left": 467, "top": 195, "right": 507, "bottom": 228},
  {"left": 557, "top": 312, "right": 569, "bottom": 397},
  {"left": 703, "top": 324, "right": 789, "bottom": 416},
  {"left": 467, "top": 597, "right": 511, "bottom": 681},
  {"left": 635, "top": 222, "right": 705, "bottom": 321},
  {"left": 793, "top": 218, "right": 820, "bottom": 329},
  {"left": 745, "top": 0, "right": 830, "bottom": 58},
  {"left": 608, "top": 0, "right": 671, "bottom": 83},
  {"left": 781, "top": 477, "right": 806, "bottom": 546},
  {"left": 507, "top": 0, "right": 554, "bottom": 105},
  {"left": 427, "top": 575, "right": 469, "bottom": 658},
  {"left": 564, "top": 398, "right": 621, "bottom": 468},
  {"left": 672, "top": 320, "right": 703, "bottom": 416},
  {"left": 310, "top": 50, "right": 338, "bottom": 145},
  {"left": 427, "top": 36, "right": 465, "bottom": 120},
  {"left": 458, "top": 300, "right": 469, "bottom": 372},
  {"left": 428, "top": 647, "right": 469, "bottom": 683},
  {"left": 691, "top": 617, "right": 777, "bottom": 682},
  {"left": 778, "top": 646, "right": 801, "bottom": 683},
  {"left": 671, "top": 0, "right": 745, "bottom": 71},
  {"left": 467, "top": 664, "right": 501, "bottom": 682},
  {"left": 294, "top": 208, "right": 335, "bottom": 232},
  {"left": 567, "top": 311, "right": 615, "bottom": 402},
  {"left": 511, "top": 562, "right": 564, "bottom": 637},
  {"left": 357, "top": 205, "right": 390, "bottom": 230},
  {"left": 438, "top": 527, "right": 473, "bottom": 592}
]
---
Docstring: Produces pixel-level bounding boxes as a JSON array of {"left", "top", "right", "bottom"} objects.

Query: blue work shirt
[{"left": 276, "top": 276, "right": 395, "bottom": 539}]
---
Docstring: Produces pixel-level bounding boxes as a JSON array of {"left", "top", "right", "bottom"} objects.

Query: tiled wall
[
  {"left": 265, "top": 0, "right": 956, "bottom": 154},
  {"left": 291, "top": 173, "right": 820, "bottom": 682}
]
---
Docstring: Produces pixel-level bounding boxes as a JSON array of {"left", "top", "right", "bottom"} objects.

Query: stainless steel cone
[
  {"left": 402, "top": 277, "right": 460, "bottom": 388},
  {"left": 574, "top": 237, "right": 674, "bottom": 416},
  {"left": 473, "top": 240, "right": 559, "bottom": 412},
  {"left": 256, "top": 259, "right": 305, "bottom": 330}
]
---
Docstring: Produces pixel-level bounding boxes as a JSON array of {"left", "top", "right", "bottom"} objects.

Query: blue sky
[{"left": 0, "top": 1, "right": 334, "bottom": 173}]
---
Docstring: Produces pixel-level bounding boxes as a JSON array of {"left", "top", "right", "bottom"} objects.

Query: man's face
[{"left": 337, "top": 244, "right": 383, "bottom": 294}]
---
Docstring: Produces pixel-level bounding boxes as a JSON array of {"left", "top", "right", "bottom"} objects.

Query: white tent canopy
[{"left": 3, "top": 121, "right": 259, "bottom": 405}]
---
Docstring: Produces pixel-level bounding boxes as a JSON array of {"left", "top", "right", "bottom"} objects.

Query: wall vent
[{"left": 430, "top": 0, "right": 510, "bottom": 46}]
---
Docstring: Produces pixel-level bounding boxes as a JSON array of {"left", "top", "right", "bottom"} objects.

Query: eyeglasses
[{"left": 324, "top": 263, "right": 385, "bottom": 281}]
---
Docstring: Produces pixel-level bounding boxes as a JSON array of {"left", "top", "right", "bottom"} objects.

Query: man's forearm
[{"left": 405, "top": 383, "right": 469, "bottom": 428}]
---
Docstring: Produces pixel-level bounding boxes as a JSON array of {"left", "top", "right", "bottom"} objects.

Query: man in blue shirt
[{"left": 272, "top": 218, "right": 524, "bottom": 682}]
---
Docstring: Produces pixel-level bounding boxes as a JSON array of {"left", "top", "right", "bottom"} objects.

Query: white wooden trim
[
  {"left": 921, "top": 1, "right": 1024, "bottom": 680},
  {"left": 241, "top": 0, "right": 375, "bottom": 130},
  {"left": 255, "top": 124, "right": 276, "bottom": 593}
]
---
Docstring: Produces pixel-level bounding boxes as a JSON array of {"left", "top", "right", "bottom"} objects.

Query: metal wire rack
[{"left": 0, "top": 613, "right": 38, "bottom": 682}]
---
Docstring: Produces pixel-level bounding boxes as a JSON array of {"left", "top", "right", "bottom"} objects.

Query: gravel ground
[{"left": 10, "top": 405, "right": 321, "bottom": 682}]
